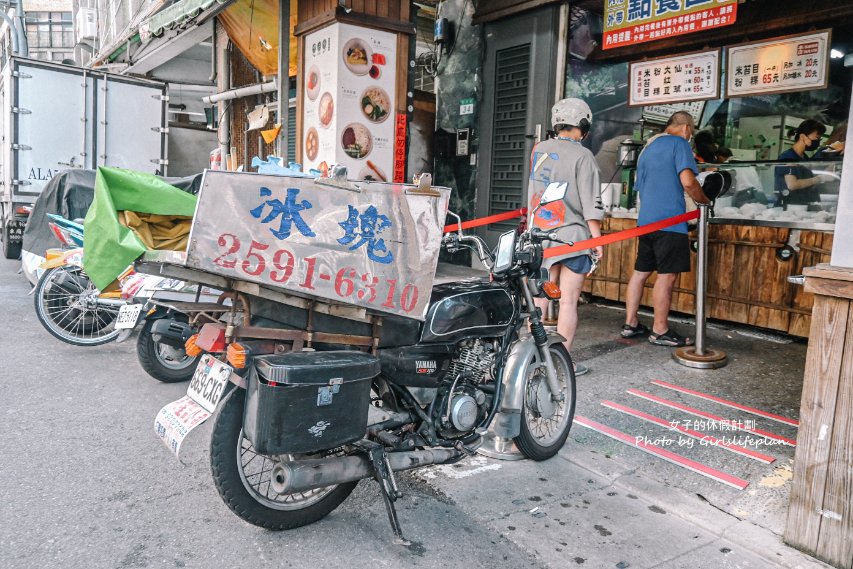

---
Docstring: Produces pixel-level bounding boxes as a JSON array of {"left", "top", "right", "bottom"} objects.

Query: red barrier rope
[
  {"left": 443, "top": 208, "right": 527, "bottom": 233},
  {"left": 441, "top": 208, "right": 699, "bottom": 257},
  {"left": 543, "top": 210, "right": 700, "bottom": 258}
]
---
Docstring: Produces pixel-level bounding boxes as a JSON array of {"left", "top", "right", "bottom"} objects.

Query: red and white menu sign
[
  {"left": 302, "top": 23, "right": 397, "bottom": 182},
  {"left": 629, "top": 50, "right": 720, "bottom": 106},
  {"left": 725, "top": 31, "right": 831, "bottom": 98}
]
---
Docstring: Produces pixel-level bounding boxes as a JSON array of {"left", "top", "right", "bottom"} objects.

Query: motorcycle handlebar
[{"left": 529, "top": 228, "right": 557, "bottom": 241}]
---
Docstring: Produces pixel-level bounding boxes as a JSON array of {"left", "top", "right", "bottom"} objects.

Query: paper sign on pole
[{"left": 725, "top": 31, "right": 831, "bottom": 98}]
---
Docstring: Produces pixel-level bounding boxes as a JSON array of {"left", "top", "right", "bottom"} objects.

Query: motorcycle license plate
[
  {"left": 114, "top": 304, "right": 143, "bottom": 329},
  {"left": 187, "top": 355, "right": 232, "bottom": 413}
]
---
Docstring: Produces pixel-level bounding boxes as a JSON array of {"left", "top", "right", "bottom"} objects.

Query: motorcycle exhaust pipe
[{"left": 269, "top": 448, "right": 462, "bottom": 495}]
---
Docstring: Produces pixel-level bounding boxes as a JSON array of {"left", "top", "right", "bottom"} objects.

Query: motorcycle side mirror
[
  {"left": 539, "top": 182, "right": 568, "bottom": 205},
  {"left": 446, "top": 210, "right": 464, "bottom": 235},
  {"left": 697, "top": 170, "right": 733, "bottom": 201}
]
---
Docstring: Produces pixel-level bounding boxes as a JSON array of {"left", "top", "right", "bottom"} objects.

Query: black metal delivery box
[{"left": 243, "top": 351, "right": 379, "bottom": 454}]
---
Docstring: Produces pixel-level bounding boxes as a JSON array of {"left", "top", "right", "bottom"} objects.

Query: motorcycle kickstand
[{"left": 357, "top": 440, "right": 410, "bottom": 546}]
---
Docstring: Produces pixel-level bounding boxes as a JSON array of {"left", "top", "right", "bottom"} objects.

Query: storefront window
[{"left": 564, "top": 9, "right": 851, "bottom": 226}]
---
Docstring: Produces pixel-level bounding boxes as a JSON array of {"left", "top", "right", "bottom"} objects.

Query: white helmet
[{"left": 551, "top": 98, "right": 592, "bottom": 136}]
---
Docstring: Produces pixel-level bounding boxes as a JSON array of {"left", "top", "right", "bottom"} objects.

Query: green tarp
[{"left": 83, "top": 167, "right": 197, "bottom": 290}]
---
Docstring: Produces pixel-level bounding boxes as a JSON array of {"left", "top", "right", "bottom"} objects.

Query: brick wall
[{"left": 217, "top": 19, "right": 277, "bottom": 170}]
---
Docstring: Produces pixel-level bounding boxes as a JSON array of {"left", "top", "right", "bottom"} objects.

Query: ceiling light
[{"left": 831, "top": 49, "right": 844, "bottom": 59}]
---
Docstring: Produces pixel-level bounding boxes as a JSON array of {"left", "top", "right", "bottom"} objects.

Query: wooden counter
[{"left": 580, "top": 217, "right": 834, "bottom": 337}]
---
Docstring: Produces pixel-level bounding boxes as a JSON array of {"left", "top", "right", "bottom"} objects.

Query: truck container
[{"left": 0, "top": 57, "right": 167, "bottom": 258}]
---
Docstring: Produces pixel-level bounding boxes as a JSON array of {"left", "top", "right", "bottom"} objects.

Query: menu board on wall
[
  {"left": 725, "top": 31, "right": 831, "bottom": 98},
  {"left": 302, "top": 23, "right": 397, "bottom": 182},
  {"left": 603, "top": 0, "right": 737, "bottom": 50},
  {"left": 628, "top": 50, "right": 720, "bottom": 107}
]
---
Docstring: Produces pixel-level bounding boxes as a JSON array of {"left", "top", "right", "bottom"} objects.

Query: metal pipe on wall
[
  {"left": 554, "top": 2, "right": 569, "bottom": 102},
  {"left": 203, "top": 81, "right": 277, "bottom": 104},
  {"left": 277, "top": 0, "right": 290, "bottom": 161},
  {"left": 0, "top": 12, "right": 20, "bottom": 54},
  {"left": 218, "top": 39, "right": 231, "bottom": 170}
]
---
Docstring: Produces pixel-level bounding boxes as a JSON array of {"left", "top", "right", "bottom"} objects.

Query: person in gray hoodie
[{"left": 528, "top": 98, "right": 604, "bottom": 376}]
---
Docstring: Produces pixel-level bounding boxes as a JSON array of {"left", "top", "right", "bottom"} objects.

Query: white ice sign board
[
  {"left": 726, "top": 31, "right": 830, "bottom": 98},
  {"left": 629, "top": 50, "right": 721, "bottom": 107}
]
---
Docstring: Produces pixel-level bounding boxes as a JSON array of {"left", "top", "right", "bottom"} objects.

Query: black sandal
[
  {"left": 649, "top": 329, "right": 693, "bottom": 347},
  {"left": 621, "top": 323, "right": 650, "bottom": 338}
]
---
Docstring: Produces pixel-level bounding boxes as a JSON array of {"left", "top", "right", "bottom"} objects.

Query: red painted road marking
[
  {"left": 651, "top": 380, "right": 799, "bottom": 427},
  {"left": 574, "top": 415, "right": 749, "bottom": 490},
  {"left": 601, "top": 400, "right": 776, "bottom": 464},
  {"left": 627, "top": 389, "right": 797, "bottom": 447}
]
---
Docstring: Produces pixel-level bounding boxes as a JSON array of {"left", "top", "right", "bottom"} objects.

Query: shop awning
[
  {"left": 218, "top": 0, "right": 297, "bottom": 77},
  {"left": 144, "top": 0, "right": 233, "bottom": 38}
]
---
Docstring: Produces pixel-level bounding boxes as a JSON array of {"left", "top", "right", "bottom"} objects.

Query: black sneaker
[
  {"left": 649, "top": 329, "right": 693, "bottom": 347},
  {"left": 621, "top": 322, "right": 650, "bottom": 338}
]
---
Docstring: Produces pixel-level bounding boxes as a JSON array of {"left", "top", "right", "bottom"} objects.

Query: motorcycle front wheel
[
  {"left": 136, "top": 319, "right": 198, "bottom": 383},
  {"left": 33, "top": 266, "right": 121, "bottom": 347},
  {"left": 210, "top": 388, "right": 358, "bottom": 530},
  {"left": 514, "top": 343, "right": 577, "bottom": 461}
]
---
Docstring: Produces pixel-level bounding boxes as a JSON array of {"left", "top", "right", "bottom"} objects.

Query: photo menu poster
[
  {"left": 302, "top": 23, "right": 397, "bottom": 183},
  {"left": 303, "top": 26, "right": 338, "bottom": 172}
]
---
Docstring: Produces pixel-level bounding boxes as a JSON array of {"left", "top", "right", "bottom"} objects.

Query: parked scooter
[
  {"left": 117, "top": 276, "right": 220, "bottom": 383},
  {"left": 162, "top": 183, "right": 576, "bottom": 543}
]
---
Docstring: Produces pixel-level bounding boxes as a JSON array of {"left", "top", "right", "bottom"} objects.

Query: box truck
[{"left": 0, "top": 57, "right": 168, "bottom": 258}]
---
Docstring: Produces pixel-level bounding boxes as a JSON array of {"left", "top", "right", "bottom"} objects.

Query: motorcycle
[
  {"left": 116, "top": 276, "right": 221, "bottom": 383},
  {"left": 32, "top": 215, "right": 127, "bottom": 346},
  {"left": 164, "top": 182, "right": 576, "bottom": 543}
]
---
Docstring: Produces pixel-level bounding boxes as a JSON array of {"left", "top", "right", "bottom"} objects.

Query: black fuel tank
[
  {"left": 420, "top": 280, "right": 516, "bottom": 343},
  {"left": 378, "top": 344, "right": 454, "bottom": 387}
]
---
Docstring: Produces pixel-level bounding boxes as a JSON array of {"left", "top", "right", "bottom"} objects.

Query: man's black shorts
[{"left": 635, "top": 231, "right": 691, "bottom": 274}]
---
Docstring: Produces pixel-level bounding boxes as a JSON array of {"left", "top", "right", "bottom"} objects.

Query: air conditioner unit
[{"left": 75, "top": 8, "right": 97, "bottom": 41}]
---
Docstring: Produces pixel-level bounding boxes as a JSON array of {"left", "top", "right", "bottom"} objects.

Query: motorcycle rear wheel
[
  {"left": 136, "top": 319, "right": 198, "bottom": 383},
  {"left": 210, "top": 388, "right": 358, "bottom": 530},
  {"left": 514, "top": 344, "right": 576, "bottom": 461},
  {"left": 34, "top": 266, "right": 121, "bottom": 346}
]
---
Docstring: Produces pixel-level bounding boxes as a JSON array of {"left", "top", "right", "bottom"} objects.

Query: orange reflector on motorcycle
[
  {"left": 15, "top": 205, "right": 32, "bottom": 215},
  {"left": 226, "top": 342, "right": 249, "bottom": 369},
  {"left": 185, "top": 334, "right": 202, "bottom": 357},
  {"left": 542, "top": 281, "right": 561, "bottom": 300}
]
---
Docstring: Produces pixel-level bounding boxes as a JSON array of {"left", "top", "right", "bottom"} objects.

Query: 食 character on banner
[
  {"left": 528, "top": 98, "right": 604, "bottom": 376},
  {"left": 622, "top": 111, "right": 710, "bottom": 347}
]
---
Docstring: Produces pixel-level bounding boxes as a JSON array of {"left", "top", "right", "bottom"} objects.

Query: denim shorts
[{"left": 560, "top": 254, "right": 593, "bottom": 275}]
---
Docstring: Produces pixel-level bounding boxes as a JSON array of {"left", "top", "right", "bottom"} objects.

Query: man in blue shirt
[{"left": 621, "top": 111, "right": 710, "bottom": 347}]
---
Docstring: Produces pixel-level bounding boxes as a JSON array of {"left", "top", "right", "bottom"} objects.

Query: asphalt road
[{"left": 0, "top": 258, "right": 538, "bottom": 569}]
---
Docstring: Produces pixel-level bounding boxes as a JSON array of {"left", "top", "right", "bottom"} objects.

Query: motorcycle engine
[{"left": 435, "top": 339, "right": 496, "bottom": 438}]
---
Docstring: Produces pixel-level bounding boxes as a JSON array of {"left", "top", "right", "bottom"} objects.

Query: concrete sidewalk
[
  {"left": 415, "top": 300, "right": 826, "bottom": 569},
  {"left": 415, "top": 443, "right": 826, "bottom": 569}
]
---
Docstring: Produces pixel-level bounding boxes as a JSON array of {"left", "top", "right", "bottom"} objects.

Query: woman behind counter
[{"left": 774, "top": 119, "right": 835, "bottom": 207}]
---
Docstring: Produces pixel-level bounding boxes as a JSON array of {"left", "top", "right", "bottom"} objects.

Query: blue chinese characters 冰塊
[
  {"left": 337, "top": 205, "right": 394, "bottom": 264},
  {"left": 249, "top": 187, "right": 316, "bottom": 240}
]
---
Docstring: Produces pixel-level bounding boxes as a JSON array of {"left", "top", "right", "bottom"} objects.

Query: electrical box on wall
[{"left": 456, "top": 128, "right": 470, "bottom": 156}]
